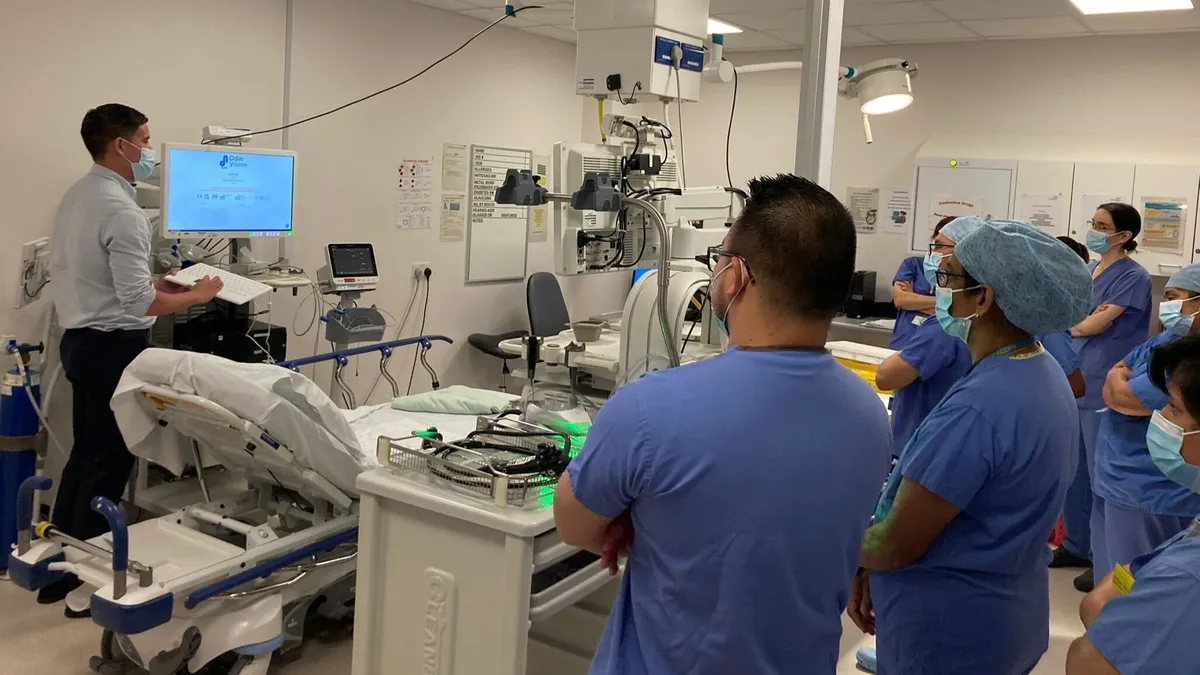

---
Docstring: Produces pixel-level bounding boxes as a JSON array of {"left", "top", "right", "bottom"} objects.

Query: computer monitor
[{"left": 160, "top": 142, "right": 297, "bottom": 239}]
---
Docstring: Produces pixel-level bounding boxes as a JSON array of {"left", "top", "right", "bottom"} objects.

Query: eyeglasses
[
  {"left": 928, "top": 242, "right": 955, "bottom": 255},
  {"left": 704, "top": 246, "right": 756, "bottom": 282},
  {"left": 1087, "top": 220, "right": 1116, "bottom": 233},
  {"left": 935, "top": 268, "right": 972, "bottom": 289}
]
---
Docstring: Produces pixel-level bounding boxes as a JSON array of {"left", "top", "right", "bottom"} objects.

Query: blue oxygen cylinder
[{"left": 1, "top": 365, "right": 40, "bottom": 572}]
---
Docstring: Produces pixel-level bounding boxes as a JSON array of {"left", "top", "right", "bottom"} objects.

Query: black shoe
[
  {"left": 1074, "top": 568, "right": 1095, "bottom": 593},
  {"left": 36, "top": 576, "right": 82, "bottom": 605},
  {"left": 1050, "top": 547, "right": 1092, "bottom": 569},
  {"left": 64, "top": 606, "right": 91, "bottom": 620}
]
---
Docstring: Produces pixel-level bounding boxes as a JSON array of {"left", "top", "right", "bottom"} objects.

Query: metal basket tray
[{"left": 376, "top": 415, "right": 569, "bottom": 507}]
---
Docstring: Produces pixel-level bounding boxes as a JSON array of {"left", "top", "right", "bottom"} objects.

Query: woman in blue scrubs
[
  {"left": 1062, "top": 204, "right": 1152, "bottom": 588},
  {"left": 876, "top": 218, "right": 974, "bottom": 457},
  {"left": 889, "top": 216, "right": 955, "bottom": 349},
  {"left": 1068, "top": 335, "right": 1200, "bottom": 674},
  {"left": 1090, "top": 264, "right": 1200, "bottom": 580},
  {"left": 849, "top": 219, "right": 1093, "bottom": 675}
]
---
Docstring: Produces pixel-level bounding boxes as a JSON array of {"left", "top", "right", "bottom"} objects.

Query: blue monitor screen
[
  {"left": 164, "top": 147, "right": 295, "bottom": 235},
  {"left": 632, "top": 268, "right": 653, "bottom": 285}
]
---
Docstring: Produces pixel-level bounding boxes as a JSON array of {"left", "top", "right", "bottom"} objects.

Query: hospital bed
[{"left": 6, "top": 337, "right": 512, "bottom": 675}]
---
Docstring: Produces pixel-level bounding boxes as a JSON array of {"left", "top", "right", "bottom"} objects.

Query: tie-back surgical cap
[
  {"left": 942, "top": 216, "right": 987, "bottom": 243},
  {"left": 955, "top": 220, "right": 1093, "bottom": 336},
  {"left": 1167, "top": 264, "right": 1200, "bottom": 295}
]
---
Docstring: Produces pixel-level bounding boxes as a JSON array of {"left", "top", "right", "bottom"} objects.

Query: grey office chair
[{"left": 526, "top": 272, "right": 571, "bottom": 337}]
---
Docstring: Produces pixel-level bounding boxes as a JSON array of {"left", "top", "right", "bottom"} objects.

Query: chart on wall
[
  {"left": 1141, "top": 197, "right": 1187, "bottom": 254},
  {"left": 910, "top": 159, "right": 1016, "bottom": 253},
  {"left": 467, "top": 144, "right": 533, "bottom": 283},
  {"left": 1017, "top": 193, "right": 1068, "bottom": 235}
]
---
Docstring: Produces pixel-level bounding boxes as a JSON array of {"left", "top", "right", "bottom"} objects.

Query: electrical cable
[
  {"left": 674, "top": 63, "right": 687, "bottom": 188},
  {"left": 199, "top": 6, "right": 543, "bottom": 146},
  {"left": 617, "top": 82, "right": 642, "bottom": 106},
  {"left": 406, "top": 278, "right": 432, "bottom": 396},
  {"left": 726, "top": 65, "right": 739, "bottom": 190},
  {"left": 680, "top": 292, "right": 708, "bottom": 354}
]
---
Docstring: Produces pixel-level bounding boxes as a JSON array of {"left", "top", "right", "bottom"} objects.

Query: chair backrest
[{"left": 527, "top": 272, "right": 570, "bottom": 337}]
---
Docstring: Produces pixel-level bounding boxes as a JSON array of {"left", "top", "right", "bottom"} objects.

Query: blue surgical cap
[
  {"left": 942, "top": 216, "right": 987, "bottom": 243},
  {"left": 1167, "top": 264, "right": 1200, "bottom": 294},
  {"left": 955, "top": 220, "right": 1093, "bottom": 336}
]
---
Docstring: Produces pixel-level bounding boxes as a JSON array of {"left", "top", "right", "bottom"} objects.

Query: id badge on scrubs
[
  {"left": 912, "top": 315, "right": 929, "bottom": 327},
  {"left": 1112, "top": 564, "right": 1135, "bottom": 595}
]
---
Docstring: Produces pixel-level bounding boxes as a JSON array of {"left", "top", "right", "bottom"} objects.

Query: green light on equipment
[{"left": 949, "top": 159, "right": 959, "bottom": 167}]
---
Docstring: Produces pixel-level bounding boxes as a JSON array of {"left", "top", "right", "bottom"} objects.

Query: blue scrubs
[
  {"left": 1039, "top": 331, "right": 1079, "bottom": 377},
  {"left": 569, "top": 348, "right": 892, "bottom": 675},
  {"left": 1069, "top": 257, "right": 1152, "bottom": 560},
  {"left": 872, "top": 346, "right": 1077, "bottom": 675},
  {"left": 889, "top": 318, "right": 971, "bottom": 457},
  {"left": 1039, "top": 330, "right": 1091, "bottom": 558},
  {"left": 1087, "top": 523, "right": 1200, "bottom": 672},
  {"left": 1091, "top": 332, "right": 1200, "bottom": 574},
  {"left": 889, "top": 256, "right": 934, "bottom": 349}
]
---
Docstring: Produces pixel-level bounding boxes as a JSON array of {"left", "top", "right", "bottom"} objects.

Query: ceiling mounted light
[
  {"left": 842, "top": 59, "right": 917, "bottom": 115},
  {"left": 1069, "top": 0, "right": 1193, "bottom": 14},
  {"left": 707, "top": 18, "right": 744, "bottom": 35}
]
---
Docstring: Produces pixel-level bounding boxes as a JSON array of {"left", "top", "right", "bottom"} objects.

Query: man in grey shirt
[{"left": 42, "top": 104, "right": 222, "bottom": 612}]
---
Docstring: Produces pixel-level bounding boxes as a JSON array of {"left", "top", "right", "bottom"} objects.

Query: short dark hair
[
  {"left": 728, "top": 174, "right": 856, "bottom": 320},
  {"left": 1057, "top": 236, "right": 1090, "bottom": 263},
  {"left": 80, "top": 104, "right": 148, "bottom": 160},
  {"left": 1098, "top": 203, "right": 1141, "bottom": 252},
  {"left": 1150, "top": 336, "right": 1200, "bottom": 421},
  {"left": 933, "top": 216, "right": 956, "bottom": 239}
]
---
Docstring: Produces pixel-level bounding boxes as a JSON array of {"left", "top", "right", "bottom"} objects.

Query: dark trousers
[{"left": 53, "top": 328, "right": 148, "bottom": 540}]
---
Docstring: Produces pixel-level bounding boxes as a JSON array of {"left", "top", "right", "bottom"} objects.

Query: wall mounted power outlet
[
  {"left": 412, "top": 262, "right": 432, "bottom": 278},
  {"left": 16, "top": 237, "right": 51, "bottom": 309}
]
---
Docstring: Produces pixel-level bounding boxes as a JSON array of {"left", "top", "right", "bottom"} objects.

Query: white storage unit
[
  {"left": 1067, "top": 162, "right": 1135, "bottom": 241},
  {"left": 351, "top": 463, "right": 617, "bottom": 675},
  {"left": 910, "top": 157, "right": 1017, "bottom": 253},
  {"left": 1014, "top": 160, "right": 1075, "bottom": 238},
  {"left": 1131, "top": 164, "right": 1200, "bottom": 276}
]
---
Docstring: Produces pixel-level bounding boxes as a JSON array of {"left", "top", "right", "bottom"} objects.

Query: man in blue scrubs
[
  {"left": 851, "top": 220, "right": 1092, "bottom": 675},
  {"left": 1090, "top": 264, "right": 1200, "bottom": 578},
  {"left": 876, "top": 218, "right": 975, "bottom": 456},
  {"left": 1068, "top": 335, "right": 1200, "bottom": 674},
  {"left": 889, "top": 216, "right": 954, "bottom": 349},
  {"left": 554, "top": 175, "right": 892, "bottom": 675}
]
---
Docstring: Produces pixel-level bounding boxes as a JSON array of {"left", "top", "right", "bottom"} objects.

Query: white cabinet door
[
  {"left": 910, "top": 157, "right": 1016, "bottom": 253},
  {"left": 1068, "top": 163, "right": 1135, "bottom": 242},
  {"left": 1015, "top": 160, "right": 1074, "bottom": 238},
  {"left": 1131, "top": 164, "right": 1200, "bottom": 277}
]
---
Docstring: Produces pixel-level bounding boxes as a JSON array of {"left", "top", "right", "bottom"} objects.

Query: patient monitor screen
[
  {"left": 329, "top": 244, "right": 378, "bottom": 278},
  {"left": 164, "top": 146, "right": 296, "bottom": 236}
]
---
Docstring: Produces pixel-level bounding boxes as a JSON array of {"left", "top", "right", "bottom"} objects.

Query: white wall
[
  {"left": 283, "top": 0, "right": 630, "bottom": 397},
  {"left": 677, "top": 33, "right": 1200, "bottom": 298}
]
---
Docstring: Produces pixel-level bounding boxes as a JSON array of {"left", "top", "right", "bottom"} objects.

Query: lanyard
[{"left": 964, "top": 337, "right": 1039, "bottom": 377}]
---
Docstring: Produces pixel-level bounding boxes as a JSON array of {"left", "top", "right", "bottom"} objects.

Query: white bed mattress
[{"left": 341, "top": 405, "right": 484, "bottom": 456}]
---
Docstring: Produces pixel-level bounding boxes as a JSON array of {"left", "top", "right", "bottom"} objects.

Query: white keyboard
[{"left": 165, "top": 263, "right": 273, "bottom": 306}]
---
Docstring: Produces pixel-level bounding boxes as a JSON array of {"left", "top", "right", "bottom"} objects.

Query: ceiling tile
[
  {"left": 411, "top": 0, "right": 475, "bottom": 10},
  {"left": 860, "top": 20, "right": 977, "bottom": 41},
  {"left": 927, "top": 0, "right": 1071, "bottom": 21},
  {"left": 523, "top": 7, "right": 574, "bottom": 26},
  {"left": 963, "top": 16, "right": 1090, "bottom": 37},
  {"left": 1082, "top": 9, "right": 1200, "bottom": 32},
  {"left": 721, "top": 30, "right": 794, "bottom": 51},
  {"left": 843, "top": 26, "right": 887, "bottom": 44},
  {"left": 710, "top": 0, "right": 807, "bottom": 12},
  {"left": 461, "top": 7, "right": 538, "bottom": 26},
  {"left": 715, "top": 9, "right": 809, "bottom": 30},
  {"left": 846, "top": 1, "right": 949, "bottom": 26},
  {"left": 523, "top": 25, "right": 578, "bottom": 42},
  {"left": 763, "top": 29, "right": 807, "bottom": 46}
]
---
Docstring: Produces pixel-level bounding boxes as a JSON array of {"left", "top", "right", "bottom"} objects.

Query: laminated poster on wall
[
  {"left": 847, "top": 187, "right": 880, "bottom": 235},
  {"left": 1017, "top": 193, "right": 1066, "bottom": 234},
  {"left": 529, "top": 155, "right": 550, "bottom": 243},
  {"left": 396, "top": 158, "right": 434, "bottom": 231},
  {"left": 885, "top": 189, "right": 912, "bottom": 233},
  {"left": 442, "top": 143, "right": 469, "bottom": 193},
  {"left": 441, "top": 193, "right": 466, "bottom": 243},
  {"left": 925, "top": 195, "right": 982, "bottom": 241},
  {"left": 1141, "top": 197, "right": 1187, "bottom": 254}
]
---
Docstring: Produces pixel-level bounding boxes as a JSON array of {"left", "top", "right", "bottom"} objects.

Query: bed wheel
[
  {"left": 227, "top": 656, "right": 253, "bottom": 675},
  {"left": 89, "top": 630, "right": 132, "bottom": 675}
]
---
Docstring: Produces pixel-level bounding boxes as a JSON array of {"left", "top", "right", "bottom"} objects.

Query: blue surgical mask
[
  {"left": 935, "top": 286, "right": 979, "bottom": 343},
  {"left": 923, "top": 253, "right": 944, "bottom": 288},
  {"left": 122, "top": 139, "right": 156, "bottom": 182},
  {"left": 1147, "top": 411, "right": 1200, "bottom": 492},
  {"left": 1086, "top": 229, "right": 1114, "bottom": 255},
  {"left": 1159, "top": 299, "right": 1199, "bottom": 337},
  {"left": 711, "top": 264, "right": 743, "bottom": 337}
]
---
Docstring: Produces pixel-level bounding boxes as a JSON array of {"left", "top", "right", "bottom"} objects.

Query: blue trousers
[
  {"left": 1062, "top": 408, "right": 1101, "bottom": 560},
  {"left": 1090, "top": 493, "right": 1193, "bottom": 576}
]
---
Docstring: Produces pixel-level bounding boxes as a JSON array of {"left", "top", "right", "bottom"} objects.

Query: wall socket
[
  {"left": 16, "top": 237, "right": 51, "bottom": 309},
  {"left": 412, "top": 262, "right": 432, "bottom": 278}
]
